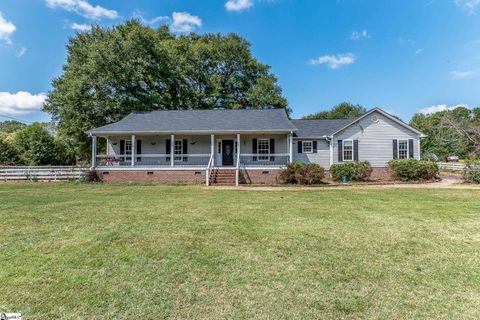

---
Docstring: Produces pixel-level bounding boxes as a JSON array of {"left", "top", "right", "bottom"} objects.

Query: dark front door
[{"left": 222, "top": 140, "right": 234, "bottom": 166}]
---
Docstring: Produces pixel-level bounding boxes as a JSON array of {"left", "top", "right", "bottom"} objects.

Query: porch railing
[
  {"left": 96, "top": 153, "right": 290, "bottom": 168},
  {"left": 96, "top": 154, "right": 211, "bottom": 167},
  {"left": 239, "top": 153, "right": 290, "bottom": 167}
]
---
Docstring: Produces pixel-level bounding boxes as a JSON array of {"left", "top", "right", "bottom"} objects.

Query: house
[{"left": 86, "top": 108, "right": 425, "bottom": 185}]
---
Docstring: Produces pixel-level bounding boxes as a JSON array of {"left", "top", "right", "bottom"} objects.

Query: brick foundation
[
  {"left": 369, "top": 167, "right": 394, "bottom": 181},
  {"left": 240, "top": 169, "right": 280, "bottom": 185},
  {"left": 97, "top": 170, "right": 206, "bottom": 184},
  {"left": 96, "top": 167, "right": 393, "bottom": 184}
]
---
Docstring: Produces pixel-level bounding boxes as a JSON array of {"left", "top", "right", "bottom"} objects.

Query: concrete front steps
[{"left": 210, "top": 169, "right": 236, "bottom": 186}]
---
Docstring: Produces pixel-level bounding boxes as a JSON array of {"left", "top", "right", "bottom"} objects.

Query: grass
[{"left": 1, "top": 183, "right": 480, "bottom": 319}]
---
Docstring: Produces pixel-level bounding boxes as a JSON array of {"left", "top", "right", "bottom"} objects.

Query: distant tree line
[
  {"left": 410, "top": 106, "right": 480, "bottom": 160},
  {"left": 0, "top": 120, "right": 76, "bottom": 166}
]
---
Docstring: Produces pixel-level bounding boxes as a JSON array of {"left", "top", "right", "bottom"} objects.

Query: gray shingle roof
[
  {"left": 291, "top": 119, "right": 354, "bottom": 138},
  {"left": 87, "top": 109, "right": 297, "bottom": 135}
]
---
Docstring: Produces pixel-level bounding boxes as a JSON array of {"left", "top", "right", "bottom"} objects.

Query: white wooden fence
[
  {"left": 0, "top": 166, "right": 88, "bottom": 181},
  {"left": 437, "top": 162, "right": 466, "bottom": 172}
]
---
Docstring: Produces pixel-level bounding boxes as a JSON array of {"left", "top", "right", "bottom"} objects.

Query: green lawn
[{"left": 1, "top": 184, "right": 480, "bottom": 319}]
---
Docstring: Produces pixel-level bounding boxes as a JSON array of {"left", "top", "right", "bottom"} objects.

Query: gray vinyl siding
[
  {"left": 293, "top": 140, "right": 331, "bottom": 169},
  {"left": 333, "top": 111, "right": 420, "bottom": 167}
]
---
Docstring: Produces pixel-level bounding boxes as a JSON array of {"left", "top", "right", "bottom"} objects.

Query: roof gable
[{"left": 330, "top": 108, "right": 425, "bottom": 137}]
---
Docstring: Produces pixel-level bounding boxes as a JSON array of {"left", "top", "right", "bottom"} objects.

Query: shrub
[
  {"left": 295, "top": 163, "right": 325, "bottom": 185},
  {"left": 388, "top": 159, "right": 438, "bottom": 181},
  {"left": 330, "top": 161, "right": 372, "bottom": 182},
  {"left": 463, "top": 159, "right": 480, "bottom": 184},
  {"left": 278, "top": 162, "right": 324, "bottom": 185},
  {"left": 85, "top": 170, "right": 100, "bottom": 183}
]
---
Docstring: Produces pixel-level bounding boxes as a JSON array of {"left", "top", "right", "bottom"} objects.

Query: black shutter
[
  {"left": 354, "top": 140, "right": 359, "bottom": 162},
  {"left": 252, "top": 138, "right": 257, "bottom": 161},
  {"left": 183, "top": 139, "right": 188, "bottom": 162},
  {"left": 120, "top": 140, "right": 125, "bottom": 162},
  {"left": 393, "top": 140, "right": 398, "bottom": 159},
  {"left": 313, "top": 141, "right": 317, "bottom": 153},
  {"left": 338, "top": 140, "right": 343, "bottom": 162},
  {"left": 298, "top": 141, "right": 302, "bottom": 153},
  {"left": 269, "top": 138, "right": 275, "bottom": 161},
  {"left": 136, "top": 140, "right": 142, "bottom": 162},
  {"left": 166, "top": 139, "right": 171, "bottom": 162},
  {"left": 409, "top": 139, "right": 414, "bottom": 159}
]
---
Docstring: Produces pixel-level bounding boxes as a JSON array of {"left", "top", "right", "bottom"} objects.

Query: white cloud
[
  {"left": 132, "top": 10, "right": 169, "bottom": 26},
  {"left": 350, "top": 30, "right": 369, "bottom": 40},
  {"left": 415, "top": 48, "right": 423, "bottom": 55},
  {"left": 225, "top": 0, "right": 254, "bottom": 12},
  {"left": 0, "top": 92, "right": 47, "bottom": 116},
  {"left": 45, "top": 0, "right": 118, "bottom": 20},
  {"left": 0, "top": 12, "right": 16, "bottom": 45},
  {"left": 419, "top": 103, "right": 470, "bottom": 115},
  {"left": 454, "top": 0, "right": 480, "bottom": 14},
  {"left": 170, "top": 12, "right": 202, "bottom": 33},
  {"left": 450, "top": 70, "right": 475, "bottom": 79},
  {"left": 15, "top": 47, "right": 27, "bottom": 58},
  {"left": 309, "top": 53, "right": 356, "bottom": 69},
  {"left": 70, "top": 22, "right": 91, "bottom": 31}
]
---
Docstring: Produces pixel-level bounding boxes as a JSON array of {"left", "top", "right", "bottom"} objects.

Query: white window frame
[
  {"left": 125, "top": 140, "right": 132, "bottom": 160},
  {"left": 174, "top": 139, "right": 183, "bottom": 162},
  {"left": 257, "top": 138, "right": 270, "bottom": 161},
  {"left": 302, "top": 141, "right": 313, "bottom": 154},
  {"left": 398, "top": 139, "right": 409, "bottom": 159},
  {"left": 342, "top": 139, "right": 354, "bottom": 162}
]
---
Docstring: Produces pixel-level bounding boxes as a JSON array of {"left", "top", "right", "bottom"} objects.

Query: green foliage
[
  {"left": 303, "top": 102, "right": 366, "bottom": 120},
  {"left": 330, "top": 161, "right": 372, "bottom": 182},
  {"left": 463, "top": 159, "right": 480, "bottom": 184},
  {"left": 278, "top": 162, "right": 324, "bottom": 185},
  {"left": 44, "top": 20, "right": 288, "bottom": 158},
  {"left": 12, "top": 123, "right": 76, "bottom": 166},
  {"left": 0, "top": 134, "right": 21, "bottom": 165},
  {"left": 388, "top": 159, "right": 439, "bottom": 181},
  {"left": 0, "top": 120, "right": 27, "bottom": 133},
  {"left": 410, "top": 106, "right": 479, "bottom": 159}
]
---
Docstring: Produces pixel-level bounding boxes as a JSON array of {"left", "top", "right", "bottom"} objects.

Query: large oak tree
[{"left": 44, "top": 20, "right": 288, "bottom": 157}]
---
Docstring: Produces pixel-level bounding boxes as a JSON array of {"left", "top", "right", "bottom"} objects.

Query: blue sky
[{"left": 1, "top": 0, "right": 480, "bottom": 123}]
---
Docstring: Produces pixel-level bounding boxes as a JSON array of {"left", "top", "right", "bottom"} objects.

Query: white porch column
[
  {"left": 106, "top": 137, "right": 110, "bottom": 155},
  {"left": 236, "top": 133, "right": 241, "bottom": 187},
  {"left": 170, "top": 134, "right": 175, "bottom": 167},
  {"left": 289, "top": 132, "right": 293, "bottom": 163},
  {"left": 131, "top": 134, "right": 136, "bottom": 166},
  {"left": 91, "top": 135, "right": 97, "bottom": 168},
  {"left": 211, "top": 134, "right": 215, "bottom": 166}
]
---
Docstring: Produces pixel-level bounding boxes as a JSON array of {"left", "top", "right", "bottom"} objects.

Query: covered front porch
[{"left": 91, "top": 132, "right": 294, "bottom": 185}]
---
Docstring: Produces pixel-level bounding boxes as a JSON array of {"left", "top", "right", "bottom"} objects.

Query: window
[
  {"left": 302, "top": 141, "right": 313, "bottom": 153},
  {"left": 125, "top": 140, "right": 132, "bottom": 160},
  {"left": 398, "top": 140, "right": 408, "bottom": 159},
  {"left": 174, "top": 140, "right": 183, "bottom": 161},
  {"left": 257, "top": 139, "right": 270, "bottom": 161},
  {"left": 343, "top": 140, "right": 353, "bottom": 161}
]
